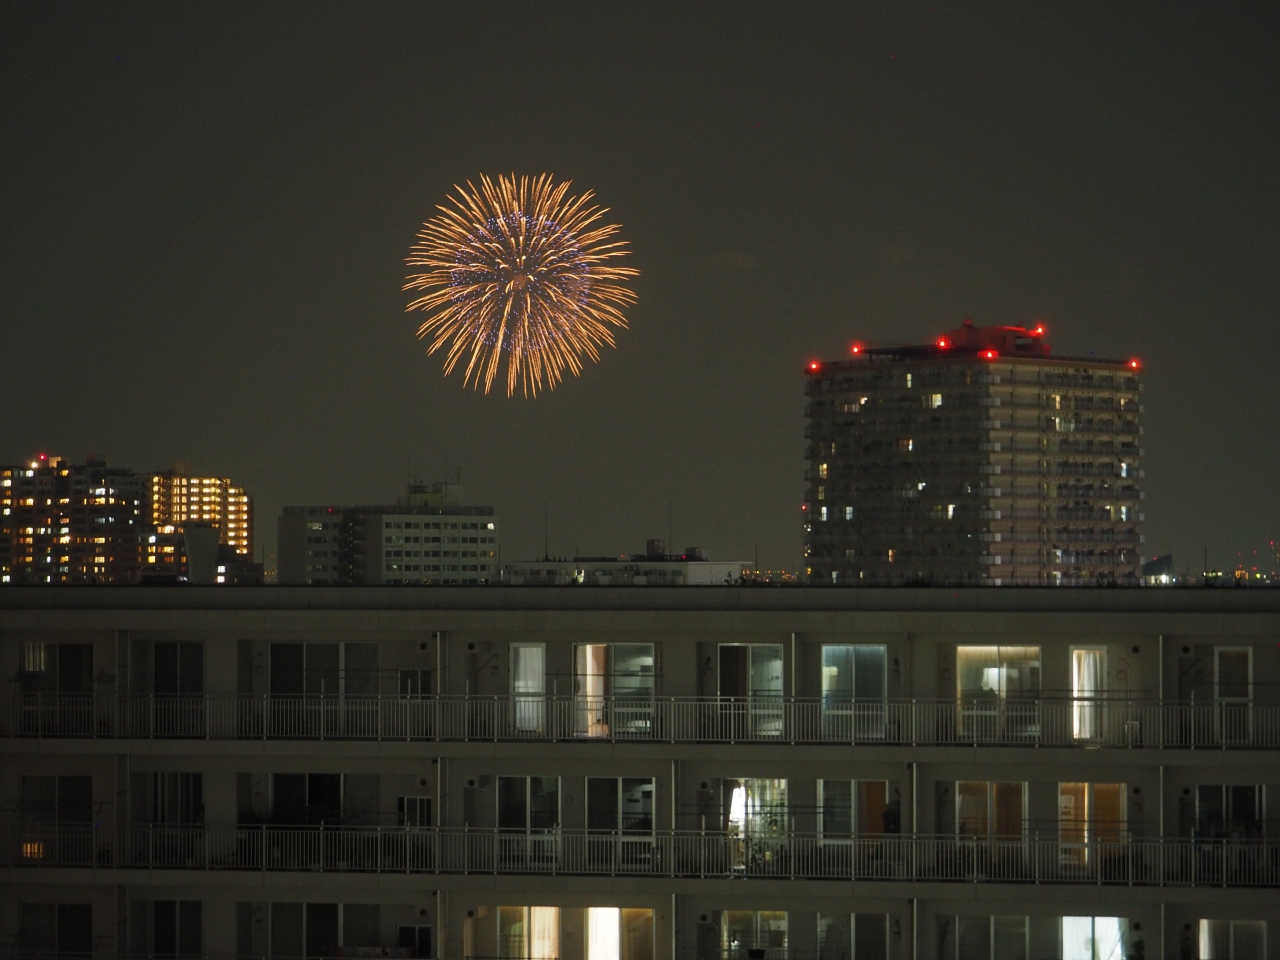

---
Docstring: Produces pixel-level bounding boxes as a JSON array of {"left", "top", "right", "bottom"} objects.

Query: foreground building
[
  {"left": 804, "top": 321, "right": 1144, "bottom": 586},
  {"left": 277, "top": 482, "right": 499, "bottom": 586},
  {"left": 1, "top": 586, "right": 1277, "bottom": 959}
]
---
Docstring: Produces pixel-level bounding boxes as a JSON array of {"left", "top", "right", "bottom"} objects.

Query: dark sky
[{"left": 3, "top": 5, "right": 1278, "bottom": 574}]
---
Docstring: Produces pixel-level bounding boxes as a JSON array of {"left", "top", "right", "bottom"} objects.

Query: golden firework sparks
[{"left": 404, "top": 173, "right": 639, "bottom": 397}]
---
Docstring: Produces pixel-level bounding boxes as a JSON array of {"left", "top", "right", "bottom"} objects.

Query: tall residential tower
[{"left": 804, "top": 321, "right": 1144, "bottom": 586}]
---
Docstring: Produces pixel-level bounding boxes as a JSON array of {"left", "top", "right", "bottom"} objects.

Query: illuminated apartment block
[
  {"left": 0, "top": 454, "right": 144, "bottom": 584},
  {"left": 146, "top": 464, "right": 254, "bottom": 557},
  {"left": 805, "top": 321, "right": 1144, "bottom": 586}
]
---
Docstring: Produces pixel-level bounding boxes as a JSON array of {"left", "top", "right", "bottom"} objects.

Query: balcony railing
[
  {"left": 1, "top": 695, "right": 1271, "bottom": 748},
  {"left": 5, "top": 823, "right": 1278, "bottom": 887}
]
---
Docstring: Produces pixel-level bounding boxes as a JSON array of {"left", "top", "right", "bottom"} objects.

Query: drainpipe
[
  {"left": 1158, "top": 633, "right": 1164, "bottom": 705},
  {"left": 911, "top": 897, "right": 918, "bottom": 960},
  {"left": 671, "top": 892, "right": 677, "bottom": 960}
]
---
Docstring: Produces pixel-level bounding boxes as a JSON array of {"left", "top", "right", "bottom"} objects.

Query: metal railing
[
  {"left": 5, "top": 823, "right": 1278, "bottom": 887},
  {"left": 1, "top": 695, "right": 1272, "bottom": 748}
]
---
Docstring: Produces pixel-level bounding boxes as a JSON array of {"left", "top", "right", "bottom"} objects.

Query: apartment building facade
[
  {"left": 1, "top": 587, "right": 1277, "bottom": 959},
  {"left": 804, "top": 321, "right": 1144, "bottom": 587},
  {"left": 278, "top": 484, "right": 499, "bottom": 586}
]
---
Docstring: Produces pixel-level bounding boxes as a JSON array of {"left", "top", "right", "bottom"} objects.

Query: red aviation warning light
[
  {"left": 935, "top": 335, "right": 952, "bottom": 350},
  {"left": 1128, "top": 358, "right": 1141, "bottom": 370},
  {"left": 981, "top": 348, "right": 998, "bottom": 361},
  {"left": 850, "top": 342, "right": 864, "bottom": 355},
  {"left": 807, "top": 360, "right": 821, "bottom": 372},
  {"left": 1031, "top": 323, "right": 1046, "bottom": 337}
]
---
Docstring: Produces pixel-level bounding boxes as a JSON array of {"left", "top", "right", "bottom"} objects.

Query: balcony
[
  {"left": 1, "top": 695, "right": 1273, "bottom": 748},
  {"left": 4, "top": 822, "right": 1277, "bottom": 888}
]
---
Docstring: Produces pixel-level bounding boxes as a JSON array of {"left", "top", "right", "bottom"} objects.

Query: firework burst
[{"left": 404, "top": 173, "right": 639, "bottom": 397}]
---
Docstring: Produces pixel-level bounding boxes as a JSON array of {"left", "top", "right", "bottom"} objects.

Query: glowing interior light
[{"left": 936, "top": 336, "right": 951, "bottom": 349}]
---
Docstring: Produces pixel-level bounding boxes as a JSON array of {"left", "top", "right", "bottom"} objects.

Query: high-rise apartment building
[
  {"left": 1, "top": 586, "right": 1276, "bottom": 959},
  {"left": 0, "top": 455, "right": 145, "bottom": 584},
  {"left": 146, "top": 463, "right": 253, "bottom": 557},
  {"left": 278, "top": 482, "right": 499, "bottom": 585},
  {"left": 804, "top": 321, "right": 1144, "bottom": 586}
]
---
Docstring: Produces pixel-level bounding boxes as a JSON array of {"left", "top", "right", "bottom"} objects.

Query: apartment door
[
  {"left": 819, "top": 780, "right": 893, "bottom": 841},
  {"left": 574, "top": 643, "right": 656, "bottom": 738},
  {"left": 1199, "top": 920, "right": 1266, "bottom": 960},
  {"left": 955, "top": 916, "right": 1029, "bottom": 960},
  {"left": 586, "top": 777, "right": 655, "bottom": 868},
  {"left": 19, "top": 903, "right": 92, "bottom": 958},
  {"left": 1196, "top": 784, "right": 1263, "bottom": 839},
  {"left": 511, "top": 644, "right": 546, "bottom": 734},
  {"left": 723, "top": 778, "right": 788, "bottom": 871},
  {"left": 398, "top": 924, "right": 434, "bottom": 959},
  {"left": 153, "top": 900, "right": 202, "bottom": 958},
  {"left": 719, "top": 644, "right": 784, "bottom": 737},
  {"left": 722, "top": 911, "right": 787, "bottom": 960},
  {"left": 498, "top": 776, "right": 560, "bottom": 864},
  {"left": 498, "top": 906, "right": 559, "bottom": 960},
  {"left": 1215, "top": 647, "right": 1252, "bottom": 742},
  {"left": 584, "top": 907, "right": 654, "bottom": 960},
  {"left": 20, "top": 775, "right": 93, "bottom": 864},
  {"left": 1071, "top": 648, "right": 1106, "bottom": 740},
  {"left": 153, "top": 642, "right": 205, "bottom": 736},
  {"left": 956, "top": 646, "right": 1041, "bottom": 740},
  {"left": 821, "top": 644, "right": 888, "bottom": 739},
  {"left": 1058, "top": 783, "right": 1125, "bottom": 866},
  {"left": 1061, "top": 917, "right": 1128, "bottom": 960}
]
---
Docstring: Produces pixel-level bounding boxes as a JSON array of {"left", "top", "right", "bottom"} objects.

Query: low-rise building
[
  {"left": 278, "top": 482, "right": 499, "bottom": 585},
  {"left": 504, "top": 540, "right": 748, "bottom": 585}
]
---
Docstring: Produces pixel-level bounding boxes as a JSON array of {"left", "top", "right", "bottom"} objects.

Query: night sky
[{"left": 3, "top": 5, "right": 1278, "bottom": 576}]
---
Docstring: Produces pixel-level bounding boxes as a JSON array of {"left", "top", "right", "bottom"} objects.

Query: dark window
[
  {"left": 154, "top": 900, "right": 202, "bottom": 957},
  {"left": 154, "top": 642, "right": 203, "bottom": 696}
]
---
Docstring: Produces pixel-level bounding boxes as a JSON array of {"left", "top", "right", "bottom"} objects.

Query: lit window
[
  {"left": 897, "top": 438, "right": 914, "bottom": 452},
  {"left": 819, "top": 506, "right": 828, "bottom": 521},
  {"left": 930, "top": 393, "right": 943, "bottom": 408},
  {"left": 818, "top": 463, "right": 829, "bottom": 479},
  {"left": 947, "top": 504, "right": 956, "bottom": 520},
  {"left": 844, "top": 506, "right": 853, "bottom": 521},
  {"left": 1061, "top": 917, "right": 1128, "bottom": 960},
  {"left": 816, "top": 485, "right": 825, "bottom": 501},
  {"left": 905, "top": 373, "right": 913, "bottom": 388},
  {"left": 887, "top": 549, "right": 895, "bottom": 563}
]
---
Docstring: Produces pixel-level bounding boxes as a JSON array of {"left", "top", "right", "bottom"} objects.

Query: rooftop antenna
[
  {"left": 544, "top": 503, "right": 549, "bottom": 561},
  {"left": 668, "top": 499, "right": 673, "bottom": 558}
]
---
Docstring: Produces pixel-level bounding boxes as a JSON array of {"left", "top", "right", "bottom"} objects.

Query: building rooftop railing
[
  {"left": 1, "top": 695, "right": 1274, "bottom": 749},
  {"left": 4, "top": 822, "right": 1277, "bottom": 888}
]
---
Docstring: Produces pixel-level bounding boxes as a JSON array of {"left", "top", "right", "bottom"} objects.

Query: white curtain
[
  {"left": 587, "top": 907, "right": 620, "bottom": 960},
  {"left": 1063, "top": 917, "right": 1127, "bottom": 960},
  {"left": 512, "top": 645, "right": 545, "bottom": 732},
  {"left": 529, "top": 906, "right": 559, "bottom": 960},
  {"left": 575, "top": 645, "right": 608, "bottom": 737},
  {"left": 1073, "top": 649, "right": 1105, "bottom": 739}
]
